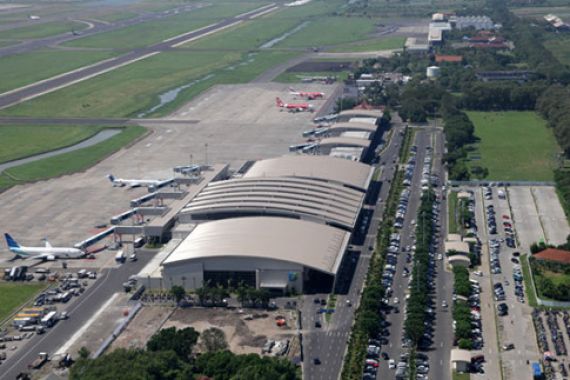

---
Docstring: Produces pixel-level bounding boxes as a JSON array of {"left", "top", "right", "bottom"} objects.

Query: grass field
[
  {"left": 1, "top": 49, "right": 298, "bottom": 118},
  {"left": 452, "top": 371, "right": 470, "bottom": 380},
  {"left": 1, "top": 126, "right": 145, "bottom": 189},
  {"left": 273, "top": 70, "right": 350, "bottom": 83},
  {"left": 521, "top": 254, "right": 538, "bottom": 308},
  {"left": 274, "top": 16, "right": 377, "bottom": 48},
  {"left": 95, "top": 11, "right": 138, "bottom": 23},
  {"left": 329, "top": 36, "right": 405, "bottom": 52},
  {"left": 466, "top": 111, "right": 559, "bottom": 181},
  {"left": 0, "top": 282, "right": 46, "bottom": 323},
  {"left": 0, "top": 49, "right": 116, "bottom": 94},
  {"left": 181, "top": 17, "right": 300, "bottom": 50},
  {"left": 0, "top": 125, "right": 103, "bottom": 164},
  {"left": 0, "top": 20, "right": 87, "bottom": 40},
  {"left": 64, "top": 2, "right": 267, "bottom": 49},
  {"left": 149, "top": 50, "right": 299, "bottom": 117}
]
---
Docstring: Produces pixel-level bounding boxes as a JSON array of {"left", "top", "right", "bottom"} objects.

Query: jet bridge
[{"left": 74, "top": 226, "right": 116, "bottom": 250}]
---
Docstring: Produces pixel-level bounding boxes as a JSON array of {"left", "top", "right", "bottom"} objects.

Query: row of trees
[
  {"left": 442, "top": 101, "right": 477, "bottom": 180},
  {"left": 71, "top": 326, "right": 298, "bottom": 380},
  {"left": 536, "top": 85, "right": 570, "bottom": 157},
  {"left": 452, "top": 267, "right": 474, "bottom": 349},
  {"left": 341, "top": 164, "right": 404, "bottom": 379},
  {"left": 404, "top": 190, "right": 436, "bottom": 345}
]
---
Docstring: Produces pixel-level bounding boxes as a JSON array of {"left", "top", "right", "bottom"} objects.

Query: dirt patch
[
  {"left": 163, "top": 307, "right": 297, "bottom": 355},
  {"left": 110, "top": 306, "right": 174, "bottom": 351},
  {"left": 286, "top": 61, "right": 354, "bottom": 73}
]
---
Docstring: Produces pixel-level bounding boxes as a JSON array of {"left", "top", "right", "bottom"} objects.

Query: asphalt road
[
  {"left": 376, "top": 129, "right": 430, "bottom": 380},
  {"left": 427, "top": 128, "right": 453, "bottom": 380},
  {"left": 0, "top": 249, "right": 156, "bottom": 380},
  {"left": 302, "top": 116, "right": 406, "bottom": 380},
  {"left": 0, "top": 3, "right": 278, "bottom": 110},
  {"left": 0, "top": 4, "right": 203, "bottom": 58}
]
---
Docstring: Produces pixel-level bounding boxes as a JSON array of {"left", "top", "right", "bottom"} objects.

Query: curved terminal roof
[
  {"left": 319, "top": 137, "right": 371, "bottom": 149},
  {"left": 338, "top": 109, "right": 383, "bottom": 119},
  {"left": 181, "top": 176, "right": 365, "bottom": 229},
  {"left": 243, "top": 155, "right": 373, "bottom": 192},
  {"left": 163, "top": 217, "right": 351, "bottom": 274},
  {"left": 328, "top": 122, "right": 378, "bottom": 134}
]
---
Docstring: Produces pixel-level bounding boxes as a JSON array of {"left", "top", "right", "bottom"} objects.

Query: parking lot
[
  {"left": 476, "top": 186, "right": 540, "bottom": 380},
  {"left": 0, "top": 268, "right": 100, "bottom": 368}
]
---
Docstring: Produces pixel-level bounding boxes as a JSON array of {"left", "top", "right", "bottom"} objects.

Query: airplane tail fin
[
  {"left": 276, "top": 97, "right": 284, "bottom": 107},
  {"left": 107, "top": 174, "right": 115, "bottom": 183},
  {"left": 4, "top": 233, "right": 20, "bottom": 249}
]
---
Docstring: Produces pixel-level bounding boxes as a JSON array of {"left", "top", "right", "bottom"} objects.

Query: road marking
[{"left": 56, "top": 292, "right": 120, "bottom": 355}]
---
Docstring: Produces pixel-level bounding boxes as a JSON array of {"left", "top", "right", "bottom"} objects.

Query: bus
[{"left": 40, "top": 311, "right": 58, "bottom": 328}]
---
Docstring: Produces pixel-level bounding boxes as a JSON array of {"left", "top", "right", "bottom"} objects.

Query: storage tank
[{"left": 426, "top": 66, "right": 441, "bottom": 78}]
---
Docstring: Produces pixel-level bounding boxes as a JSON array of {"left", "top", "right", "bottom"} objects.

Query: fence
[
  {"left": 448, "top": 180, "right": 555, "bottom": 187},
  {"left": 92, "top": 302, "right": 142, "bottom": 358}
]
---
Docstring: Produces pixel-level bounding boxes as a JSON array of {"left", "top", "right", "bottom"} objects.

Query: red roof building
[
  {"left": 435, "top": 55, "right": 463, "bottom": 63},
  {"left": 534, "top": 248, "right": 570, "bottom": 264}
]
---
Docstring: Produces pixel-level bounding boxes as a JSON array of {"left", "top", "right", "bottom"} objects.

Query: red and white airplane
[
  {"left": 289, "top": 87, "right": 325, "bottom": 100},
  {"left": 276, "top": 97, "right": 314, "bottom": 112}
]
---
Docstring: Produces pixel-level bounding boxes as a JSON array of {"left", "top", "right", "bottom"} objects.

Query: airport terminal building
[{"left": 138, "top": 155, "right": 375, "bottom": 294}]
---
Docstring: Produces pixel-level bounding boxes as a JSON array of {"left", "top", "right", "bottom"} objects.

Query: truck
[
  {"left": 28, "top": 353, "right": 48, "bottom": 369},
  {"left": 115, "top": 250, "right": 126, "bottom": 263}
]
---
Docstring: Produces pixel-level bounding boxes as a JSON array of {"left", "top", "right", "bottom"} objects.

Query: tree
[
  {"left": 201, "top": 327, "right": 228, "bottom": 352},
  {"left": 147, "top": 327, "right": 199, "bottom": 359},
  {"left": 170, "top": 285, "right": 186, "bottom": 303}
]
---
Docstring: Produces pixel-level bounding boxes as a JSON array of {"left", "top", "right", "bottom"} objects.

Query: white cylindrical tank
[{"left": 426, "top": 66, "right": 441, "bottom": 78}]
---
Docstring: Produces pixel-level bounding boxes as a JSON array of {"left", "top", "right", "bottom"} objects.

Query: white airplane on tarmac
[
  {"left": 107, "top": 174, "right": 174, "bottom": 188},
  {"left": 4, "top": 234, "right": 85, "bottom": 261}
]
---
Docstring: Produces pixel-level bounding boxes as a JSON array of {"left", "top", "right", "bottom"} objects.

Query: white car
[
  {"left": 474, "top": 271, "right": 483, "bottom": 277},
  {"left": 441, "top": 300, "right": 448, "bottom": 308},
  {"left": 437, "top": 254, "right": 443, "bottom": 260},
  {"left": 393, "top": 297, "right": 399, "bottom": 304},
  {"left": 388, "top": 359, "right": 396, "bottom": 369}
]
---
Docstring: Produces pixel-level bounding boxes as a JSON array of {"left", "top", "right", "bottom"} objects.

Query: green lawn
[
  {"left": 1, "top": 50, "right": 241, "bottom": 118},
  {"left": 63, "top": 2, "right": 267, "bottom": 49},
  {"left": 149, "top": 50, "right": 300, "bottom": 117},
  {"left": 452, "top": 371, "right": 470, "bottom": 380},
  {"left": 0, "top": 125, "right": 103, "bottom": 164},
  {"left": 181, "top": 17, "right": 300, "bottom": 50},
  {"left": 328, "top": 36, "right": 405, "bottom": 52},
  {"left": 521, "top": 254, "right": 539, "bottom": 308},
  {"left": 274, "top": 16, "right": 377, "bottom": 48},
  {"left": 448, "top": 191, "right": 459, "bottom": 234},
  {"left": 466, "top": 111, "right": 559, "bottom": 181},
  {"left": 0, "top": 282, "right": 46, "bottom": 323},
  {"left": 3, "top": 126, "right": 146, "bottom": 186},
  {"left": 0, "top": 20, "right": 87, "bottom": 40},
  {"left": 1, "top": 50, "right": 298, "bottom": 119},
  {"left": 0, "top": 49, "right": 116, "bottom": 94}
]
